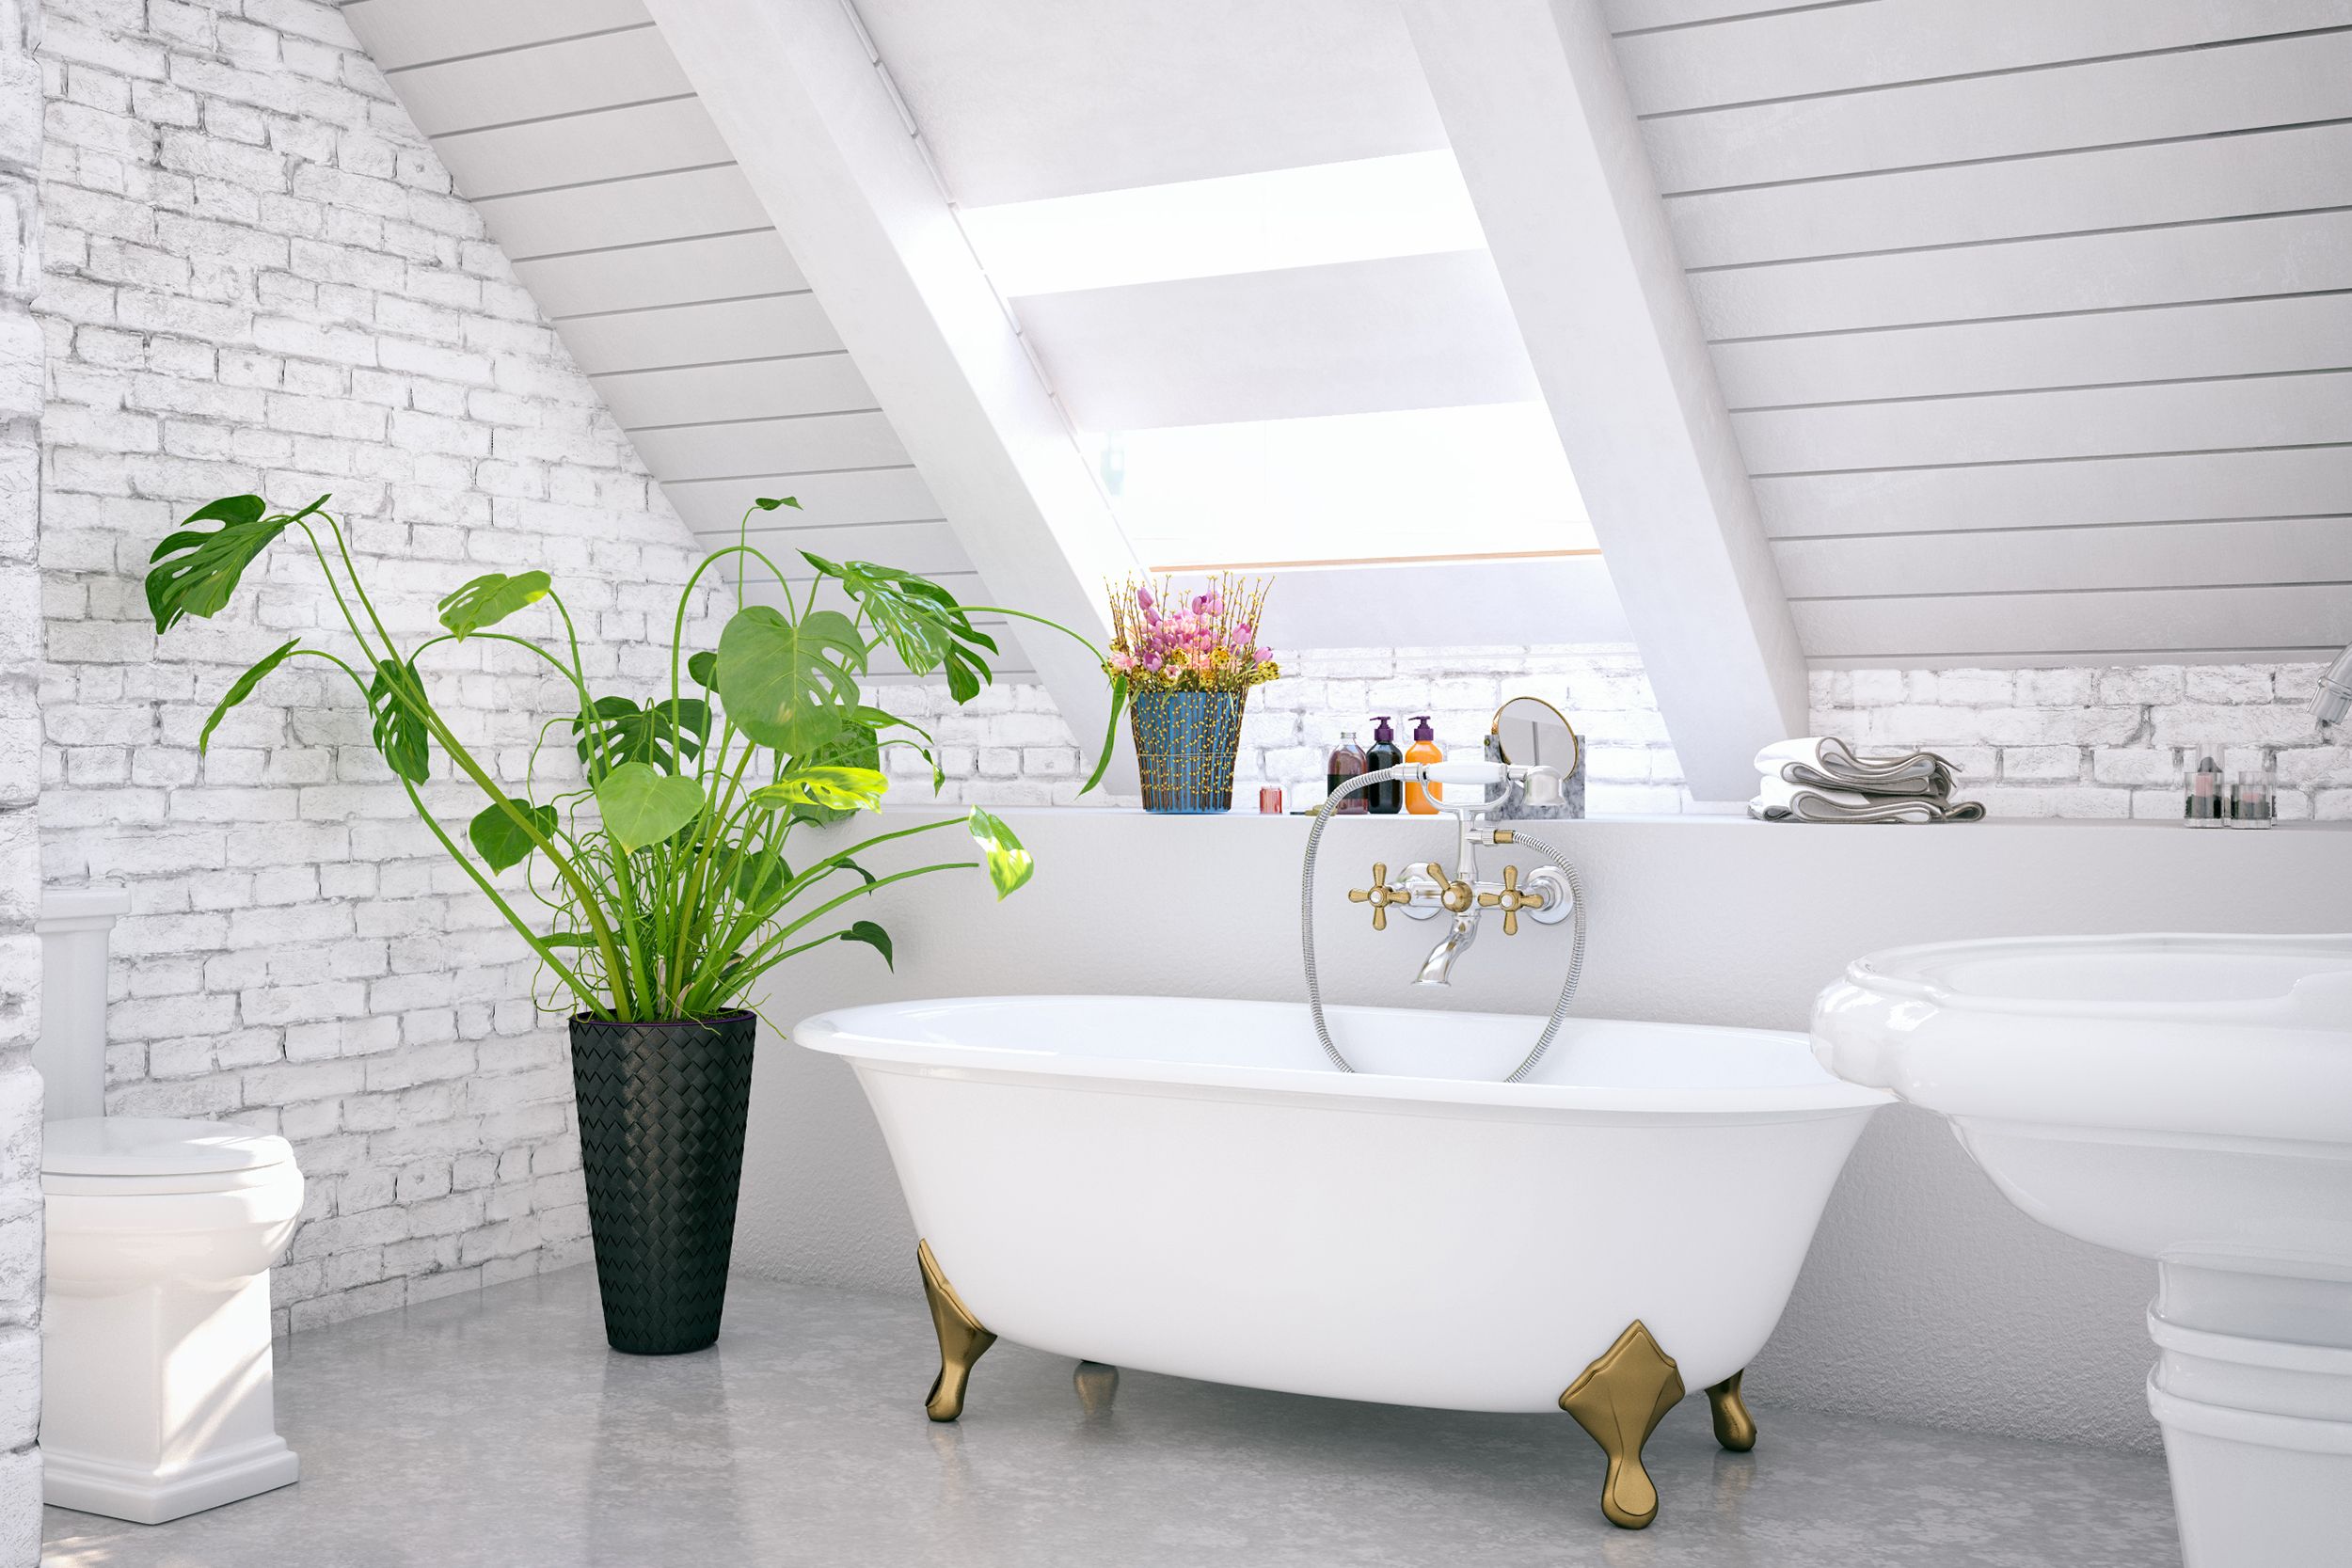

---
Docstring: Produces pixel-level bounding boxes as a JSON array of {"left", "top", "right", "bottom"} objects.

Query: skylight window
[
  {"left": 1090, "top": 404, "right": 1594, "bottom": 572},
  {"left": 956, "top": 151, "right": 1590, "bottom": 576},
  {"left": 957, "top": 150, "right": 1486, "bottom": 295}
]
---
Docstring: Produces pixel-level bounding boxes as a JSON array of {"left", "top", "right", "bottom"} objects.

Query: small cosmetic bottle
[
  {"left": 1258, "top": 784, "right": 1284, "bottom": 816},
  {"left": 2230, "top": 755, "right": 2276, "bottom": 829},
  {"left": 1326, "top": 732, "right": 1370, "bottom": 815},
  {"left": 2182, "top": 740, "right": 2228, "bottom": 828},
  {"left": 1364, "top": 717, "right": 1405, "bottom": 814}
]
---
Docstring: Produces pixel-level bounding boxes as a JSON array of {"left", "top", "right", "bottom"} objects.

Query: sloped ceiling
[
  {"left": 339, "top": 0, "right": 1036, "bottom": 679},
  {"left": 1612, "top": 0, "right": 2352, "bottom": 665},
  {"left": 347, "top": 0, "right": 2352, "bottom": 672}
]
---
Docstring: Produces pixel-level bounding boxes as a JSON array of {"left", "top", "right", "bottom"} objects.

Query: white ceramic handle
[{"left": 1419, "top": 761, "right": 1507, "bottom": 785}]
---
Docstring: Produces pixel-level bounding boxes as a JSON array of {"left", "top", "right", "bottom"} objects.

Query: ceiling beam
[
  {"left": 641, "top": 0, "right": 1136, "bottom": 783},
  {"left": 1399, "top": 0, "right": 1807, "bottom": 800}
]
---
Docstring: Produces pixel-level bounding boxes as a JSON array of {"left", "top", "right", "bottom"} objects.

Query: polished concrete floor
[{"left": 44, "top": 1265, "right": 2178, "bottom": 1567}]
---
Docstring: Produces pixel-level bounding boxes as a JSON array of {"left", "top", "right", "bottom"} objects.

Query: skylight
[
  {"left": 955, "top": 150, "right": 1590, "bottom": 576},
  {"left": 956, "top": 151, "right": 1486, "bottom": 295},
  {"left": 1089, "top": 404, "right": 1594, "bottom": 572}
]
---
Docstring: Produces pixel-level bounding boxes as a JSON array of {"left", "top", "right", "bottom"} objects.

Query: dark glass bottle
[
  {"left": 1364, "top": 716, "right": 1405, "bottom": 814},
  {"left": 1326, "top": 731, "right": 1370, "bottom": 814}
]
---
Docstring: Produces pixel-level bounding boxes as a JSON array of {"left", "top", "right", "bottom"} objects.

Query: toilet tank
[{"left": 35, "top": 885, "right": 130, "bottom": 1123}]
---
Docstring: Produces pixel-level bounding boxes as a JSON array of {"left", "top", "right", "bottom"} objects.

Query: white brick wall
[
  {"left": 1811, "top": 662, "right": 2350, "bottom": 820},
  {"left": 0, "top": 0, "right": 41, "bottom": 1555},
  {"left": 886, "top": 644, "right": 1704, "bottom": 815},
  {"left": 913, "top": 652, "right": 2352, "bottom": 820},
  {"left": 34, "top": 0, "right": 708, "bottom": 1335}
]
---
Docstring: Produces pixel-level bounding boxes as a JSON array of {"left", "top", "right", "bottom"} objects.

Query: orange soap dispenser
[{"left": 1404, "top": 715, "right": 1443, "bottom": 814}]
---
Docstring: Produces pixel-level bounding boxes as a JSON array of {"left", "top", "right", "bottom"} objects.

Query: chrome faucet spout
[{"left": 1416, "top": 913, "right": 1479, "bottom": 987}]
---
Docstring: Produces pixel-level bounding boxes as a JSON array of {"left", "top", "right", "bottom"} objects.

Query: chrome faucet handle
[
  {"left": 1475, "top": 864, "right": 1547, "bottom": 936},
  {"left": 1346, "top": 863, "right": 1415, "bottom": 930}
]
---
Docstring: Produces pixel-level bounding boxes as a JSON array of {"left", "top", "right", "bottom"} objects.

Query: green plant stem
[
  {"left": 282, "top": 646, "right": 609, "bottom": 1013},
  {"left": 728, "top": 861, "right": 974, "bottom": 977}
]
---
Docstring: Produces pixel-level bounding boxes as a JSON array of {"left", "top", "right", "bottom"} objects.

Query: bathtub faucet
[
  {"left": 1355, "top": 763, "right": 1575, "bottom": 986},
  {"left": 1305, "top": 760, "right": 1590, "bottom": 1082}
]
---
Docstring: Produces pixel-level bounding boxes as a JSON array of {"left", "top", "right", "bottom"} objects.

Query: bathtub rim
[{"left": 793, "top": 993, "right": 1893, "bottom": 1120}]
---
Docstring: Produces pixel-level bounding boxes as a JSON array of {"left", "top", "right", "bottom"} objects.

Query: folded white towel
[
  {"left": 1756, "top": 736, "right": 1955, "bottom": 800},
  {"left": 1749, "top": 774, "right": 1985, "bottom": 824}
]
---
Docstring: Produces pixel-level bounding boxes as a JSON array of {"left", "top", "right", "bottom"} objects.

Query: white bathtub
[{"left": 795, "top": 995, "right": 1887, "bottom": 1416}]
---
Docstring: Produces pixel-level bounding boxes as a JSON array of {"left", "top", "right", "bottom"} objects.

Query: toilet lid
[{"left": 41, "top": 1117, "right": 294, "bottom": 1178}]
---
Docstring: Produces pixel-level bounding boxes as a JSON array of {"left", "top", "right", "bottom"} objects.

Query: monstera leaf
[
  {"left": 800, "top": 552, "right": 996, "bottom": 679},
  {"left": 196, "top": 638, "right": 302, "bottom": 755},
  {"left": 571, "top": 695, "right": 707, "bottom": 777},
  {"left": 748, "top": 765, "right": 888, "bottom": 816},
  {"left": 965, "top": 807, "right": 1032, "bottom": 899},
  {"left": 146, "top": 494, "right": 314, "bottom": 633},
  {"left": 437, "top": 571, "right": 550, "bottom": 640},
  {"left": 714, "top": 605, "right": 866, "bottom": 753},
  {"left": 368, "top": 658, "right": 431, "bottom": 784},
  {"left": 593, "top": 761, "right": 706, "bottom": 853},
  {"left": 687, "top": 650, "right": 718, "bottom": 689},
  {"left": 468, "top": 798, "right": 557, "bottom": 872}
]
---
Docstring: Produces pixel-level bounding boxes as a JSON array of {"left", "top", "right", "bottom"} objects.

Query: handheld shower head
[{"left": 2316, "top": 645, "right": 2352, "bottom": 738}]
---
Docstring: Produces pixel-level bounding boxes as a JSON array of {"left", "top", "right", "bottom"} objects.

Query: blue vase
[{"left": 1129, "top": 690, "right": 1246, "bottom": 814}]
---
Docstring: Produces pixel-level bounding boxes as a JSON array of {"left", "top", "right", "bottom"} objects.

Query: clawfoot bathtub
[{"left": 795, "top": 995, "right": 1887, "bottom": 1528}]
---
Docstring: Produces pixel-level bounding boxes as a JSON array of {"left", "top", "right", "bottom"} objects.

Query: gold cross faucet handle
[
  {"left": 1476, "top": 864, "right": 1549, "bottom": 935},
  {"left": 1346, "top": 863, "right": 1414, "bottom": 930}
]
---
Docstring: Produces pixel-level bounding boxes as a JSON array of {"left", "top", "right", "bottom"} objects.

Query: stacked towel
[{"left": 1750, "top": 737, "right": 1984, "bottom": 823}]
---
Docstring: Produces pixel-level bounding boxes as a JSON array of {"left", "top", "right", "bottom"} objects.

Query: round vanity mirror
[{"left": 1490, "top": 696, "right": 1581, "bottom": 777}]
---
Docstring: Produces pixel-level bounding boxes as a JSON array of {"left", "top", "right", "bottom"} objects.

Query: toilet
[{"left": 34, "top": 886, "right": 305, "bottom": 1524}]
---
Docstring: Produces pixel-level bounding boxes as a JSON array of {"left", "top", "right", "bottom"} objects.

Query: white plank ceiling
[
  {"left": 337, "top": 0, "right": 1029, "bottom": 680},
  {"left": 341, "top": 0, "right": 2352, "bottom": 673},
  {"left": 1606, "top": 0, "right": 2352, "bottom": 665}
]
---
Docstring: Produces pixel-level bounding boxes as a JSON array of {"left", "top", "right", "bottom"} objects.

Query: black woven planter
[{"left": 568, "top": 1011, "right": 757, "bottom": 1355}]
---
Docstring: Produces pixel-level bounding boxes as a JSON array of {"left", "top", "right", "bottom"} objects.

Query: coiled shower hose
[{"left": 1300, "top": 767, "right": 1587, "bottom": 1083}]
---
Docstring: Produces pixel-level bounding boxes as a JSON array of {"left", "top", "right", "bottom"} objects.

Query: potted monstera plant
[{"left": 145, "top": 492, "right": 1122, "bottom": 1354}]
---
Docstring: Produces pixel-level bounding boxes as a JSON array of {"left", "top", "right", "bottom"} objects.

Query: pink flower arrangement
[{"left": 1103, "top": 573, "right": 1279, "bottom": 694}]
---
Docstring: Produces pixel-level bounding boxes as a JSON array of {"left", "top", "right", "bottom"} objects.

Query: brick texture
[
  {"left": 923, "top": 654, "right": 2352, "bottom": 819},
  {"left": 0, "top": 0, "right": 38, "bottom": 1556},
  {"left": 34, "top": 0, "right": 708, "bottom": 1337}
]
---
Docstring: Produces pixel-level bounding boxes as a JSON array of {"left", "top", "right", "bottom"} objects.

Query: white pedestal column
[{"left": 2146, "top": 1265, "right": 2352, "bottom": 1568}]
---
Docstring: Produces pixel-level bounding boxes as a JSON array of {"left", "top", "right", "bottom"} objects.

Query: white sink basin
[{"left": 1814, "top": 934, "right": 2352, "bottom": 1568}]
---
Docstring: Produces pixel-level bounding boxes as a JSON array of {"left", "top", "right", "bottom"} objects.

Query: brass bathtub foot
[
  {"left": 1559, "top": 1320, "right": 1686, "bottom": 1529},
  {"left": 1073, "top": 1360, "right": 1119, "bottom": 1417},
  {"left": 918, "top": 1240, "right": 995, "bottom": 1422},
  {"left": 1707, "top": 1370, "right": 1756, "bottom": 1452}
]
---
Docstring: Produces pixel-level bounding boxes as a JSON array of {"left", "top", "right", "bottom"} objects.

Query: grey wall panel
[
  {"left": 686, "top": 519, "right": 974, "bottom": 578},
  {"left": 557, "top": 295, "right": 844, "bottom": 374},
  {"left": 1755, "top": 449, "right": 2352, "bottom": 540},
  {"left": 594, "top": 355, "right": 872, "bottom": 430},
  {"left": 629, "top": 412, "right": 910, "bottom": 483},
  {"left": 342, "top": 0, "right": 654, "bottom": 71},
  {"left": 1733, "top": 372, "right": 2352, "bottom": 476},
  {"left": 1692, "top": 211, "right": 2352, "bottom": 341},
  {"left": 1776, "top": 516, "right": 2352, "bottom": 599},
  {"left": 1667, "top": 122, "right": 2352, "bottom": 270},
  {"left": 515, "top": 232, "right": 806, "bottom": 318},
  {"left": 661, "top": 467, "right": 941, "bottom": 533},
  {"left": 383, "top": 27, "right": 689, "bottom": 136},
  {"left": 1794, "top": 583, "right": 2352, "bottom": 661},
  {"left": 1641, "top": 30, "right": 2352, "bottom": 193},
  {"left": 474, "top": 166, "right": 766, "bottom": 261},
  {"left": 434, "top": 98, "right": 731, "bottom": 199},
  {"left": 1714, "top": 294, "right": 2352, "bottom": 409},
  {"left": 1603, "top": 0, "right": 1831, "bottom": 31},
  {"left": 1614, "top": 0, "right": 2352, "bottom": 118}
]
